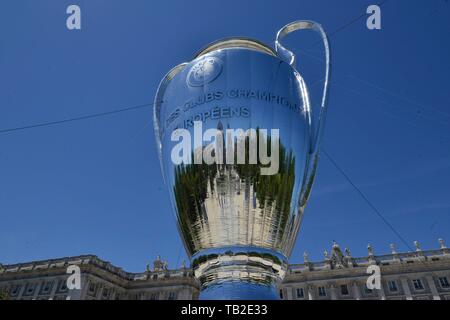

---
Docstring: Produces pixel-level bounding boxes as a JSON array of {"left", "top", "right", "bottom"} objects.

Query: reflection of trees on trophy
[{"left": 173, "top": 123, "right": 296, "bottom": 254}]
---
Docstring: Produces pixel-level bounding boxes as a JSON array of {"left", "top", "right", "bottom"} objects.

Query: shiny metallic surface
[
  {"left": 192, "top": 246, "right": 289, "bottom": 299},
  {"left": 153, "top": 21, "right": 330, "bottom": 299}
]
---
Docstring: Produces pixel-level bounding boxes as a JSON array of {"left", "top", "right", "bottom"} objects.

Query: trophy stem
[
  {"left": 199, "top": 280, "right": 279, "bottom": 300},
  {"left": 191, "top": 246, "right": 288, "bottom": 300}
]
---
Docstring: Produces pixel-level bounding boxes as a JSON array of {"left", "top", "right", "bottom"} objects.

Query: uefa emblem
[{"left": 187, "top": 56, "right": 223, "bottom": 87}]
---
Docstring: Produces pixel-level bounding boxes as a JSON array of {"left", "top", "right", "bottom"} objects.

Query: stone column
[
  {"left": 425, "top": 275, "right": 441, "bottom": 300},
  {"left": 32, "top": 281, "right": 43, "bottom": 300},
  {"left": 185, "top": 287, "right": 195, "bottom": 300},
  {"left": 175, "top": 288, "right": 184, "bottom": 300},
  {"left": 306, "top": 285, "right": 315, "bottom": 300},
  {"left": 285, "top": 286, "right": 293, "bottom": 300},
  {"left": 49, "top": 279, "right": 59, "bottom": 300},
  {"left": 17, "top": 282, "right": 26, "bottom": 300},
  {"left": 110, "top": 288, "right": 117, "bottom": 300},
  {"left": 329, "top": 284, "right": 338, "bottom": 300},
  {"left": 95, "top": 283, "right": 104, "bottom": 300},
  {"left": 377, "top": 282, "right": 386, "bottom": 300},
  {"left": 351, "top": 282, "right": 361, "bottom": 300},
  {"left": 79, "top": 276, "right": 90, "bottom": 299},
  {"left": 400, "top": 278, "right": 413, "bottom": 300}
]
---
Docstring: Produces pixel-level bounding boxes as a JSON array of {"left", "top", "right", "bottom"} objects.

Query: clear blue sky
[{"left": 0, "top": 0, "right": 449, "bottom": 272}]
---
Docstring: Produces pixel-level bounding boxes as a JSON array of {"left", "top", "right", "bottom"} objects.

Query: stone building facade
[
  {"left": 0, "top": 255, "right": 198, "bottom": 300},
  {"left": 1, "top": 239, "right": 449, "bottom": 300},
  {"left": 280, "top": 239, "right": 450, "bottom": 300}
]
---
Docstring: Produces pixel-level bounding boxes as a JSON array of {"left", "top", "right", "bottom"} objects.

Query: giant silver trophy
[{"left": 153, "top": 21, "right": 330, "bottom": 299}]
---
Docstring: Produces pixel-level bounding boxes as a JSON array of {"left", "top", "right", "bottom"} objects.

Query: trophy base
[
  {"left": 191, "top": 246, "right": 288, "bottom": 300},
  {"left": 199, "top": 280, "right": 279, "bottom": 300}
]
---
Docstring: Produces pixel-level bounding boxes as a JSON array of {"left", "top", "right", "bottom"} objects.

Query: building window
[
  {"left": 340, "top": 285, "right": 349, "bottom": 295},
  {"left": 296, "top": 288, "right": 304, "bottom": 298},
  {"left": 59, "top": 280, "right": 67, "bottom": 291},
  {"left": 413, "top": 279, "right": 424, "bottom": 290},
  {"left": 25, "top": 284, "right": 35, "bottom": 295},
  {"left": 318, "top": 286, "right": 326, "bottom": 297},
  {"left": 279, "top": 289, "right": 283, "bottom": 299},
  {"left": 44, "top": 282, "right": 51, "bottom": 292},
  {"left": 439, "top": 277, "right": 449, "bottom": 288},
  {"left": 10, "top": 285, "right": 20, "bottom": 296},
  {"left": 168, "top": 292, "right": 177, "bottom": 300},
  {"left": 40, "top": 281, "right": 52, "bottom": 294},
  {"left": 388, "top": 280, "right": 398, "bottom": 292}
]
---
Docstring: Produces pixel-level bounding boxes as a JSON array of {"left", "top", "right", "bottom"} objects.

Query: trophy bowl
[{"left": 153, "top": 21, "right": 330, "bottom": 299}]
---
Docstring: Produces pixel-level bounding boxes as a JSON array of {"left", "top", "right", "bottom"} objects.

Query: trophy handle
[
  {"left": 275, "top": 20, "right": 331, "bottom": 205},
  {"left": 153, "top": 63, "right": 188, "bottom": 177}
]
